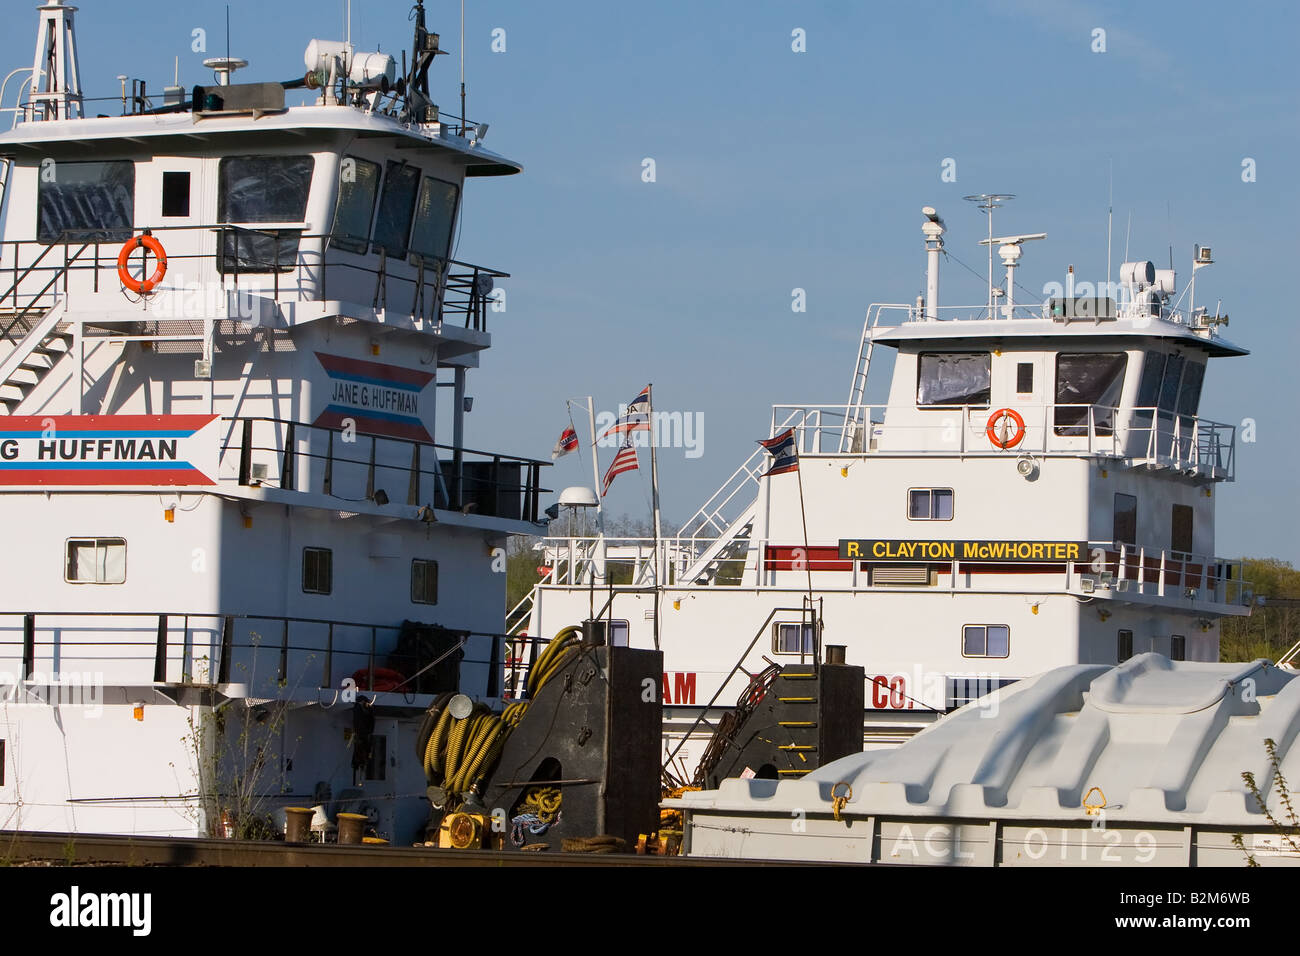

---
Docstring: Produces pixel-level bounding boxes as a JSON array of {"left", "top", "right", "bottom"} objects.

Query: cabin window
[
  {"left": 609, "top": 620, "right": 630, "bottom": 647},
  {"left": 411, "top": 558, "right": 438, "bottom": 605},
  {"left": 1170, "top": 635, "right": 1186, "bottom": 661},
  {"left": 409, "top": 176, "right": 460, "bottom": 264},
  {"left": 773, "top": 622, "right": 817, "bottom": 655},
  {"left": 1054, "top": 353, "right": 1126, "bottom": 436},
  {"left": 65, "top": 538, "right": 126, "bottom": 584},
  {"left": 161, "top": 171, "right": 191, "bottom": 217},
  {"left": 1118, "top": 629, "right": 1133, "bottom": 663},
  {"left": 329, "top": 156, "right": 380, "bottom": 254},
  {"left": 371, "top": 161, "right": 421, "bottom": 258},
  {"left": 962, "top": 624, "right": 1009, "bottom": 658},
  {"left": 1158, "top": 353, "right": 1185, "bottom": 414},
  {"left": 908, "top": 488, "right": 953, "bottom": 520},
  {"left": 1016, "top": 362, "right": 1034, "bottom": 394},
  {"left": 217, "top": 155, "right": 315, "bottom": 273},
  {"left": 37, "top": 160, "right": 134, "bottom": 243},
  {"left": 1113, "top": 493, "right": 1137, "bottom": 546},
  {"left": 1171, "top": 505, "right": 1193, "bottom": 555},
  {"left": 1176, "top": 361, "right": 1204, "bottom": 417},
  {"left": 916, "top": 353, "right": 990, "bottom": 407},
  {"left": 302, "top": 547, "right": 333, "bottom": 595},
  {"left": 1136, "top": 352, "right": 1165, "bottom": 410}
]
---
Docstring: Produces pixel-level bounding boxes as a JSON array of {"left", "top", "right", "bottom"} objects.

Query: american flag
[
  {"left": 551, "top": 426, "right": 579, "bottom": 460},
  {"left": 601, "top": 440, "right": 639, "bottom": 496},
  {"left": 600, "top": 385, "right": 651, "bottom": 438},
  {"left": 758, "top": 428, "right": 799, "bottom": 476}
]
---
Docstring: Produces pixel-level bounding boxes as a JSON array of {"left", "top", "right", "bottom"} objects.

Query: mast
[
  {"left": 585, "top": 396, "right": 606, "bottom": 583},
  {"left": 648, "top": 384, "right": 663, "bottom": 649},
  {"left": 29, "top": 0, "right": 83, "bottom": 122}
]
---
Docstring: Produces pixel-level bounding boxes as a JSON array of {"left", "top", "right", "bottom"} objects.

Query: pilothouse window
[
  {"left": 1054, "top": 353, "right": 1126, "bottom": 436},
  {"left": 37, "top": 160, "right": 134, "bottom": 243},
  {"left": 371, "top": 162, "right": 421, "bottom": 259},
  {"left": 916, "top": 353, "right": 991, "bottom": 407},
  {"left": 409, "top": 176, "right": 459, "bottom": 264},
  {"left": 218, "top": 155, "right": 315, "bottom": 273},
  {"left": 330, "top": 157, "right": 380, "bottom": 254}
]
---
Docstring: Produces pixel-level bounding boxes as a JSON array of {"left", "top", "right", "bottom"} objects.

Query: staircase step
[
  {"left": 777, "top": 768, "right": 811, "bottom": 776},
  {"left": 777, "top": 696, "right": 816, "bottom": 703},
  {"left": 778, "top": 720, "right": 817, "bottom": 728},
  {"left": 778, "top": 744, "right": 817, "bottom": 751}
]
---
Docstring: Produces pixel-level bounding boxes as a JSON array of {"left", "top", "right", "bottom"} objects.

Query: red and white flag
[
  {"left": 551, "top": 426, "right": 579, "bottom": 460},
  {"left": 601, "top": 440, "right": 639, "bottom": 496},
  {"left": 600, "top": 385, "right": 651, "bottom": 439}
]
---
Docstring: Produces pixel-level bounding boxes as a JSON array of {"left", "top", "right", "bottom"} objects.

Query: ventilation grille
[{"left": 871, "top": 566, "right": 932, "bottom": 586}]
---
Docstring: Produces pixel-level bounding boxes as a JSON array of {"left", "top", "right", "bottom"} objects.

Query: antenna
[
  {"left": 963, "top": 194, "right": 1015, "bottom": 318},
  {"left": 1106, "top": 159, "right": 1113, "bottom": 292},
  {"left": 465, "top": 0, "right": 470, "bottom": 132}
]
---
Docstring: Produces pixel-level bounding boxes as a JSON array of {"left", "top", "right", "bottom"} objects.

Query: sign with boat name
[
  {"left": 0, "top": 415, "right": 220, "bottom": 486},
  {"left": 312, "top": 352, "right": 435, "bottom": 442},
  {"left": 839, "top": 539, "right": 1086, "bottom": 562}
]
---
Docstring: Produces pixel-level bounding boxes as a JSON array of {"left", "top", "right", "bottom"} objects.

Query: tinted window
[
  {"left": 303, "top": 547, "right": 333, "bottom": 595},
  {"left": 1113, "top": 493, "right": 1137, "bottom": 546},
  {"left": 161, "top": 171, "right": 190, "bottom": 218},
  {"left": 1158, "top": 353, "right": 1185, "bottom": 413},
  {"left": 1054, "top": 353, "right": 1126, "bottom": 436},
  {"left": 917, "top": 353, "right": 991, "bottom": 407},
  {"left": 411, "top": 558, "right": 438, "bottom": 604},
  {"left": 38, "top": 160, "right": 134, "bottom": 243},
  {"left": 371, "top": 162, "right": 421, "bottom": 258},
  {"left": 1136, "top": 352, "right": 1165, "bottom": 408},
  {"left": 1016, "top": 362, "right": 1034, "bottom": 393},
  {"left": 330, "top": 157, "right": 380, "bottom": 254},
  {"left": 409, "top": 176, "right": 459, "bottom": 263},
  {"left": 1171, "top": 505, "right": 1193, "bottom": 554},
  {"left": 1118, "top": 629, "right": 1133, "bottom": 662},
  {"left": 1177, "top": 361, "right": 1204, "bottom": 417},
  {"left": 1170, "top": 635, "right": 1186, "bottom": 661},
  {"left": 218, "top": 155, "right": 314, "bottom": 273}
]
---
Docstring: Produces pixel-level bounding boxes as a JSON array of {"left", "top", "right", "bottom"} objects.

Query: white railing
[
  {"left": 869, "top": 298, "right": 1218, "bottom": 329},
  {"left": 775, "top": 403, "right": 1235, "bottom": 479},
  {"left": 526, "top": 535, "right": 1252, "bottom": 608}
]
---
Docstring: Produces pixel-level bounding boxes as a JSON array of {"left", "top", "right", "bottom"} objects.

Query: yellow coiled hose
[{"left": 421, "top": 626, "right": 583, "bottom": 804}]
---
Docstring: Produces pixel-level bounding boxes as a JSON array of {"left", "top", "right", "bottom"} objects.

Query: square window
[
  {"left": 609, "top": 620, "right": 630, "bottom": 647},
  {"left": 411, "top": 559, "right": 438, "bottom": 605},
  {"left": 917, "top": 352, "right": 991, "bottom": 407},
  {"left": 962, "top": 624, "right": 1009, "bottom": 658},
  {"left": 65, "top": 538, "right": 126, "bottom": 584},
  {"left": 303, "top": 548, "right": 332, "bottom": 595},
  {"left": 908, "top": 488, "right": 953, "bottom": 520},
  {"left": 1170, "top": 635, "right": 1185, "bottom": 661},
  {"left": 1118, "top": 629, "right": 1133, "bottom": 663},
  {"left": 162, "top": 171, "right": 191, "bottom": 217},
  {"left": 774, "top": 622, "right": 817, "bottom": 655}
]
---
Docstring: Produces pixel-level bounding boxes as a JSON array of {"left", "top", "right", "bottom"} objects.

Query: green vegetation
[
  {"left": 1220, "top": 558, "right": 1300, "bottom": 662},
  {"left": 1232, "top": 737, "right": 1298, "bottom": 866}
]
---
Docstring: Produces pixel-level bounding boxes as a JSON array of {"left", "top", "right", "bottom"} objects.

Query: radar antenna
[{"left": 963, "top": 194, "right": 1015, "bottom": 318}]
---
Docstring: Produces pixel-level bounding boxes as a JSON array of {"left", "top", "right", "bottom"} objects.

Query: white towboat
[
  {"left": 0, "top": 1, "right": 546, "bottom": 840},
  {"left": 671, "top": 654, "right": 1300, "bottom": 867},
  {"left": 516, "top": 196, "right": 1255, "bottom": 774}
]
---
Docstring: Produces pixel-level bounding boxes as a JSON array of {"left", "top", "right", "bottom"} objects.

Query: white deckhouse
[{"left": 0, "top": 1, "right": 545, "bottom": 841}]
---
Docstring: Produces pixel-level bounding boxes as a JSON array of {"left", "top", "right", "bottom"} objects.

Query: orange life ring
[
  {"left": 986, "top": 408, "right": 1026, "bottom": 449},
  {"left": 117, "top": 233, "right": 168, "bottom": 295}
]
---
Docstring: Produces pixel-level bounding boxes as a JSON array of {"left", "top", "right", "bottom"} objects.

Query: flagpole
[
  {"left": 585, "top": 396, "right": 605, "bottom": 586},
  {"left": 794, "top": 460, "right": 815, "bottom": 666},
  {"left": 647, "top": 383, "right": 663, "bottom": 651}
]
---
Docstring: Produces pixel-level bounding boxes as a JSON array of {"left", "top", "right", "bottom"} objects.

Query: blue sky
[{"left": 3, "top": 1, "right": 1296, "bottom": 559}]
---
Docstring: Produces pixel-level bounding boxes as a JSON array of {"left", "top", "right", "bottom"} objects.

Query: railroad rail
[{"left": 0, "top": 830, "right": 843, "bottom": 867}]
